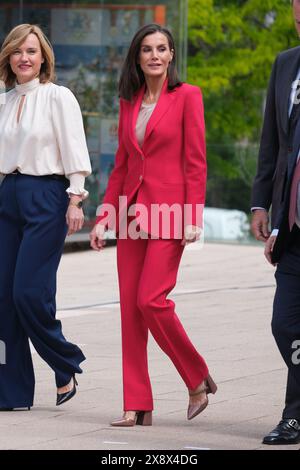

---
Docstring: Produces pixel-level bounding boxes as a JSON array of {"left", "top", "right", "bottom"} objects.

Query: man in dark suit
[{"left": 251, "top": 0, "right": 300, "bottom": 445}]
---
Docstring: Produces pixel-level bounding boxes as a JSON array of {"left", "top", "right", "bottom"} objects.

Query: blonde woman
[{"left": 0, "top": 24, "right": 91, "bottom": 410}]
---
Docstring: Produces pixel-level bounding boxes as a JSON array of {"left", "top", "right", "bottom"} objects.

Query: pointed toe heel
[
  {"left": 56, "top": 376, "right": 78, "bottom": 406},
  {"left": 111, "top": 410, "right": 152, "bottom": 427},
  {"left": 187, "top": 374, "right": 217, "bottom": 421},
  {"left": 187, "top": 396, "right": 208, "bottom": 420}
]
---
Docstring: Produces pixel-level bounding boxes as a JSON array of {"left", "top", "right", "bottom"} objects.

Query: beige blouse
[{"left": 135, "top": 101, "right": 156, "bottom": 147}]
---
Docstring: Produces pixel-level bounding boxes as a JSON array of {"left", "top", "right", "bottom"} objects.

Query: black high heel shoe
[{"left": 56, "top": 376, "right": 78, "bottom": 406}]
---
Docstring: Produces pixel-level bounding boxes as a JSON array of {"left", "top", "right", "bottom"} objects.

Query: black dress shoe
[
  {"left": 262, "top": 419, "right": 300, "bottom": 445},
  {"left": 56, "top": 376, "right": 78, "bottom": 406},
  {"left": 0, "top": 408, "right": 13, "bottom": 411}
]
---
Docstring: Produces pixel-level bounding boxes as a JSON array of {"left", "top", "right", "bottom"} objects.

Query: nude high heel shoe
[
  {"left": 187, "top": 374, "right": 217, "bottom": 420},
  {"left": 110, "top": 410, "right": 152, "bottom": 427}
]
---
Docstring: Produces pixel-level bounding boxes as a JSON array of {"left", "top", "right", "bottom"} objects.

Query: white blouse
[{"left": 0, "top": 78, "right": 91, "bottom": 198}]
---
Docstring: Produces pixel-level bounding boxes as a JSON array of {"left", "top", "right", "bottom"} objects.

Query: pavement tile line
[
  {"left": 103, "top": 441, "right": 128, "bottom": 445},
  {"left": 57, "top": 284, "right": 275, "bottom": 312}
]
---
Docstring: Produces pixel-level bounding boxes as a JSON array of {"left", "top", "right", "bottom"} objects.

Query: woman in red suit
[{"left": 90, "top": 24, "right": 217, "bottom": 426}]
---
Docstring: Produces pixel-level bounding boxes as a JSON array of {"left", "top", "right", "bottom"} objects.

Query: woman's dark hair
[{"left": 119, "top": 23, "right": 182, "bottom": 101}]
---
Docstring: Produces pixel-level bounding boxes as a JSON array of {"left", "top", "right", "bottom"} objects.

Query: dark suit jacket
[{"left": 251, "top": 45, "right": 300, "bottom": 229}]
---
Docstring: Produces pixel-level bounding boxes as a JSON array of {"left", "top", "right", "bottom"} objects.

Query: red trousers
[{"left": 117, "top": 237, "right": 209, "bottom": 411}]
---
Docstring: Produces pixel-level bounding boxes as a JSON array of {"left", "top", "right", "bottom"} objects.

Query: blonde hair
[{"left": 0, "top": 24, "right": 55, "bottom": 88}]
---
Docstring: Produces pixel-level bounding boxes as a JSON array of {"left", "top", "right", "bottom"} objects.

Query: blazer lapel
[
  {"left": 129, "top": 84, "right": 145, "bottom": 154},
  {"left": 142, "top": 79, "right": 176, "bottom": 146},
  {"left": 128, "top": 79, "right": 176, "bottom": 152}
]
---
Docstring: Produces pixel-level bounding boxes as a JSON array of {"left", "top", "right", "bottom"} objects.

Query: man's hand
[
  {"left": 264, "top": 235, "right": 277, "bottom": 266},
  {"left": 251, "top": 209, "right": 270, "bottom": 242},
  {"left": 90, "top": 223, "right": 106, "bottom": 251}
]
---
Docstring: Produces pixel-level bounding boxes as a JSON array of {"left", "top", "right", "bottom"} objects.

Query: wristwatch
[{"left": 69, "top": 199, "right": 83, "bottom": 209}]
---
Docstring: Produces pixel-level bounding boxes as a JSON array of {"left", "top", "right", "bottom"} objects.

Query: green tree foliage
[{"left": 188, "top": 0, "right": 299, "bottom": 210}]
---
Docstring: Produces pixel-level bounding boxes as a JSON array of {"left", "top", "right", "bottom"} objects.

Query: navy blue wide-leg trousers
[{"left": 0, "top": 173, "right": 85, "bottom": 408}]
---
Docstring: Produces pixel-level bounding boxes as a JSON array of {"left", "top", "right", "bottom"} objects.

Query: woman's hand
[
  {"left": 181, "top": 225, "right": 202, "bottom": 246},
  {"left": 264, "top": 235, "right": 277, "bottom": 266},
  {"left": 90, "top": 223, "right": 106, "bottom": 251},
  {"left": 66, "top": 196, "right": 84, "bottom": 235}
]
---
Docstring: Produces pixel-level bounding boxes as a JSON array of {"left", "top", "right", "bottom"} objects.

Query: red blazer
[{"left": 96, "top": 79, "right": 206, "bottom": 238}]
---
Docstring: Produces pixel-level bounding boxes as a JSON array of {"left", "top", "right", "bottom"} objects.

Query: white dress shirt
[{"left": 0, "top": 78, "right": 91, "bottom": 197}]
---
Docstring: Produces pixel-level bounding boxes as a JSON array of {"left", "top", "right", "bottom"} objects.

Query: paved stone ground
[{"left": 0, "top": 241, "right": 298, "bottom": 450}]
